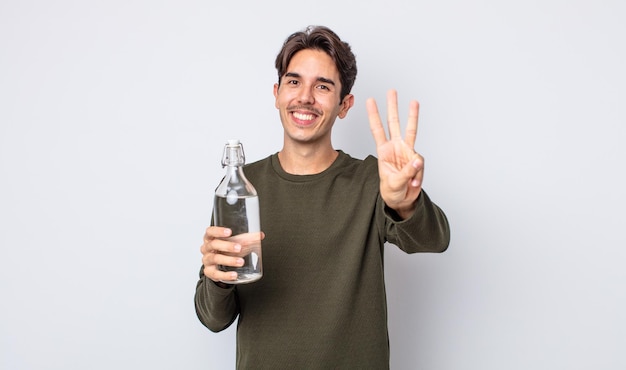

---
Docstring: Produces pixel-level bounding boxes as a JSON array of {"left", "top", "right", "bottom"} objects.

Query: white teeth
[{"left": 293, "top": 112, "right": 314, "bottom": 121}]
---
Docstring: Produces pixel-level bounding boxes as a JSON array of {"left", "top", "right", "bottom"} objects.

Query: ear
[
  {"left": 337, "top": 94, "right": 354, "bottom": 119},
  {"left": 273, "top": 83, "right": 280, "bottom": 108}
]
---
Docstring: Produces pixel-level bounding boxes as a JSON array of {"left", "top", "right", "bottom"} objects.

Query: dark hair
[{"left": 275, "top": 25, "right": 357, "bottom": 101}]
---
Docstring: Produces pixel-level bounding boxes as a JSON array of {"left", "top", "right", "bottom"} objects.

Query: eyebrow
[{"left": 284, "top": 72, "right": 336, "bottom": 86}]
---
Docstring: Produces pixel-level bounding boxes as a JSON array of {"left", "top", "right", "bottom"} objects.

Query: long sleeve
[
  {"left": 382, "top": 190, "right": 450, "bottom": 254},
  {"left": 194, "top": 267, "right": 240, "bottom": 332}
]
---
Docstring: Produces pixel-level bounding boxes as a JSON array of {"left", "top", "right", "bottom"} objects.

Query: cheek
[
  {"left": 274, "top": 91, "right": 293, "bottom": 110},
  {"left": 275, "top": 96, "right": 288, "bottom": 110}
]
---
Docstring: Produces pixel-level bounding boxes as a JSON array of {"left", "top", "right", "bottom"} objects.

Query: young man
[{"left": 195, "top": 25, "right": 450, "bottom": 369}]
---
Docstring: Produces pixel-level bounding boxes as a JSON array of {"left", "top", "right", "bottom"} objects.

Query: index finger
[
  {"left": 204, "top": 226, "right": 232, "bottom": 242},
  {"left": 386, "top": 89, "right": 402, "bottom": 140},
  {"left": 229, "top": 231, "right": 265, "bottom": 246},
  {"left": 366, "top": 97, "right": 387, "bottom": 147}
]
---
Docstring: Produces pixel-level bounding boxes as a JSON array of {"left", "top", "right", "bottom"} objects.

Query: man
[{"left": 195, "top": 25, "right": 450, "bottom": 369}]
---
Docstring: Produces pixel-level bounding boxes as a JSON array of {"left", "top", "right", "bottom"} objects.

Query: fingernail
[
  {"left": 224, "top": 228, "right": 232, "bottom": 236},
  {"left": 234, "top": 244, "right": 242, "bottom": 252},
  {"left": 412, "top": 159, "right": 420, "bottom": 168}
]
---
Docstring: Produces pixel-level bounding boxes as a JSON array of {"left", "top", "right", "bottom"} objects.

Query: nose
[{"left": 297, "top": 86, "right": 315, "bottom": 104}]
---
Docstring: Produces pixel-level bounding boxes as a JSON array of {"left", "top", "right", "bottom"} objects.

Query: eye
[{"left": 287, "top": 79, "right": 299, "bottom": 86}]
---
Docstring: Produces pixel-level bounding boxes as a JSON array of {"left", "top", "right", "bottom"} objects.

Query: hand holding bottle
[{"left": 201, "top": 226, "right": 265, "bottom": 284}]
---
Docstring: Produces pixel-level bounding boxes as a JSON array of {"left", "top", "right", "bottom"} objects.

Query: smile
[{"left": 293, "top": 112, "right": 316, "bottom": 121}]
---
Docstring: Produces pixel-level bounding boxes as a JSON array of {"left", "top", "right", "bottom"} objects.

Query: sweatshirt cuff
[{"left": 382, "top": 191, "right": 425, "bottom": 224}]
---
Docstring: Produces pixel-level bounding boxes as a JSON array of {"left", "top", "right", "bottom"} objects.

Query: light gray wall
[{"left": 1, "top": 1, "right": 625, "bottom": 369}]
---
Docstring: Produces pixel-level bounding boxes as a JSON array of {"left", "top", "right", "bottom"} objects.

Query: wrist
[
  {"left": 385, "top": 202, "right": 415, "bottom": 221},
  {"left": 386, "top": 193, "right": 422, "bottom": 221},
  {"left": 395, "top": 205, "right": 416, "bottom": 221}
]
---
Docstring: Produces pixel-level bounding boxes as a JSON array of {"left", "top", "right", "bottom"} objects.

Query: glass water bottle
[{"left": 213, "top": 139, "right": 263, "bottom": 284}]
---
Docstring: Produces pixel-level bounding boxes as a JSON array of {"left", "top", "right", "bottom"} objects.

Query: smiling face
[{"left": 273, "top": 49, "right": 354, "bottom": 148}]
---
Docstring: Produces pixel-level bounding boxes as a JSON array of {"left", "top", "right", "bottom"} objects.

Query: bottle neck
[
  {"left": 223, "top": 164, "right": 242, "bottom": 178},
  {"left": 222, "top": 145, "right": 245, "bottom": 167},
  {"left": 216, "top": 141, "right": 257, "bottom": 197}
]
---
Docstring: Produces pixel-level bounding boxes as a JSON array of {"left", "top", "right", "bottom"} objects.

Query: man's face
[{"left": 273, "top": 49, "right": 353, "bottom": 146}]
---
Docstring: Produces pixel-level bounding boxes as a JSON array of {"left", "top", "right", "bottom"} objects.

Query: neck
[{"left": 277, "top": 144, "right": 339, "bottom": 175}]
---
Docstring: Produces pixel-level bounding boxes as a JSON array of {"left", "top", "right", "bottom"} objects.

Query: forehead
[{"left": 286, "top": 49, "right": 340, "bottom": 79}]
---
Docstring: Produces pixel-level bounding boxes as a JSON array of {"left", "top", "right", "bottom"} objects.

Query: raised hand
[{"left": 366, "top": 89, "right": 424, "bottom": 219}]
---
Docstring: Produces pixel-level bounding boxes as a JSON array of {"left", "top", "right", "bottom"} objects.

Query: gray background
[{"left": 1, "top": 0, "right": 625, "bottom": 369}]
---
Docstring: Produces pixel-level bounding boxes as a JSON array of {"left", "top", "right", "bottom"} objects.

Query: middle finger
[{"left": 387, "top": 89, "right": 402, "bottom": 140}]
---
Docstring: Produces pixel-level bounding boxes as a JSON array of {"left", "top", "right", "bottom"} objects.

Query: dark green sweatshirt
[{"left": 195, "top": 151, "right": 450, "bottom": 369}]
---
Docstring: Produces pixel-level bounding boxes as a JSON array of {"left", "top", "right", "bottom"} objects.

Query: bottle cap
[{"left": 227, "top": 139, "right": 240, "bottom": 146}]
